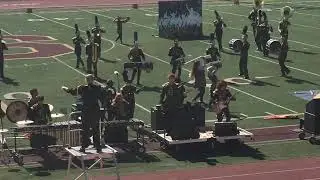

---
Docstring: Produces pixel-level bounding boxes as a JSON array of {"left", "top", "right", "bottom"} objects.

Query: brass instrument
[{"left": 92, "top": 42, "right": 99, "bottom": 63}]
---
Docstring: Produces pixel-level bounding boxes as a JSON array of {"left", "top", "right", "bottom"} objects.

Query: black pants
[
  {"left": 126, "top": 100, "right": 135, "bottom": 119},
  {"left": 93, "top": 62, "right": 98, "bottom": 77},
  {"left": 134, "top": 68, "right": 141, "bottom": 84},
  {"left": 163, "top": 109, "right": 177, "bottom": 135},
  {"left": 255, "top": 30, "right": 262, "bottom": 50},
  {"left": 261, "top": 35, "right": 270, "bottom": 56},
  {"left": 239, "top": 56, "right": 249, "bottom": 77},
  {"left": 171, "top": 62, "right": 181, "bottom": 78},
  {"left": 76, "top": 52, "right": 84, "bottom": 68},
  {"left": 81, "top": 109, "right": 101, "bottom": 150},
  {"left": 0, "top": 59, "right": 4, "bottom": 78},
  {"left": 216, "top": 31, "right": 223, "bottom": 50},
  {"left": 115, "top": 31, "right": 123, "bottom": 43},
  {"left": 193, "top": 86, "right": 205, "bottom": 102},
  {"left": 217, "top": 107, "right": 231, "bottom": 122},
  {"left": 279, "top": 53, "right": 289, "bottom": 75},
  {"left": 96, "top": 42, "right": 101, "bottom": 59}
]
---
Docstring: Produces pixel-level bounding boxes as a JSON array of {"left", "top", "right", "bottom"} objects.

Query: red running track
[{"left": 98, "top": 157, "right": 320, "bottom": 180}]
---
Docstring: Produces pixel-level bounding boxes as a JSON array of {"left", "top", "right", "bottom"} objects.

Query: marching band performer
[
  {"left": 27, "top": 88, "right": 39, "bottom": 120},
  {"left": 212, "top": 81, "right": 235, "bottom": 122},
  {"left": 190, "top": 60, "right": 206, "bottom": 103},
  {"left": 207, "top": 61, "right": 221, "bottom": 109},
  {"left": 257, "top": 11, "right": 273, "bottom": 56},
  {"left": 168, "top": 39, "right": 185, "bottom": 79},
  {"left": 72, "top": 24, "right": 86, "bottom": 69},
  {"left": 206, "top": 41, "right": 221, "bottom": 62},
  {"left": 91, "top": 16, "right": 105, "bottom": 59},
  {"left": 248, "top": 0, "right": 262, "bottom": 49},
  {"left": 121, "top": 80, "right": 137, "bottom": 119},
  {"left": 103, "top": 80, "right": 117, "bottom": 121},
  {"left": 29, "top": 96, "right": 52, "bottom": 125},
  {"left": 213, "top": 10, "right": 227, "bottom": 51},
  {"left": 62, "top": 74, "right": 104, "bottom": 153},
  {"left": 0, "top": 30, "right": 8, "bottom": 80},
  {"left": 86, "top": 30, "right": 99, "bottom": 78},
  {"left": 278, "top": 6, "right": 293, "bottom": 40},
  {"left": 239, "top": 26, "right": 250, "bottom": 79},
  {"left": 113, "top": 16, "right": 130, "bottom": 44},
  {"left": 278, "top": 36, "right": 290, "bottom": 76},
  {"left": 128, "top": 41, "right": 145, "bottom": 85},
  {"left": 111, "top": 93, "right": 129, "bottom": 120},
  {"left": 160, "top": 74, "right": 185, "bottom": 134}
]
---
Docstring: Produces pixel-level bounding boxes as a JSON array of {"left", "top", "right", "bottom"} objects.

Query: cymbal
[
  {"left": 0, "top": 129, "right": 9, "bottom": 133},
  {"left": 16, "top": 120, "right": 34, "bottom": 125},
  {"left": 51, "top": 113, "right": 65, "bottom": 118}
]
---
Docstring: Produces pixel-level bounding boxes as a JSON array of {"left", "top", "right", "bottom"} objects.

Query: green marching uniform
[{"left": 239, "top": 27, "right": 250, "bottom": 79}]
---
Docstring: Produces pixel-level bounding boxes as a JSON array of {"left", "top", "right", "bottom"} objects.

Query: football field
[{"left": 0, "top": 0, "right": 320, "bottom": 179}]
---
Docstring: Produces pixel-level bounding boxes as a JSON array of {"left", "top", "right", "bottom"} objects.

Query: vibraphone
[{"left": 10, "top": 120, "right": 81, "bottom": 150}]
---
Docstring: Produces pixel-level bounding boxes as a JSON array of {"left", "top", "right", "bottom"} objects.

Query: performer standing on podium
[{"left": 62, "top": 74, "right": 104, "bottom": 153}]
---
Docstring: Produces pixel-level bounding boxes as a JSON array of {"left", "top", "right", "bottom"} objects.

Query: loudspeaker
[
  {"left": 170, "top": 108, "right": 199, "bottom": 140},
  {"left": 190, "top": 102, "right": 205, "bottom": 127},
  {"left": 215, "top": 122, "right": 238, "bottom": 136},
  {"left": 304, "top": 99, "right": 320, "bottom": 134},
  {"left": 151, "top": 105, "right": 165, "bottom": 130},
  {"left": 104, "top": 124, "right": 128, "bottom": 143}
]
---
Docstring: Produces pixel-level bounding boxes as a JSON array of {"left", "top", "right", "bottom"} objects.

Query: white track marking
[
  {"left": 255, "top": 76, "right": 275, "bottom": 79},
  {"left": 185, "top": 56, "right": 202, "bottom": 64},
  {"left": 240, "top": 113, "right": 248, "bottom": 117},
  {"left": 265, "top": 112, "right": 274, "bottom": 115},
  {"left": 191, "top": 166, "right": 320, "bottom": 180}
]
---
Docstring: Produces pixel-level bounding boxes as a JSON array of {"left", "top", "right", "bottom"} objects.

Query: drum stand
[{"left": 0, "top": 116, "right": 10, "bottom": 165}]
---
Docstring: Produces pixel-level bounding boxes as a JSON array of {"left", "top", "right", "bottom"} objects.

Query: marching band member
[
  {"left": 168, "top": 39, "right": 185, "bottom": 79},
  {"left": 121, "top": 81, "right": 137, "bottom": 119},
  {"left": 62, "top": 74, "right": 104, "bottom": 153},
  {"left": 207, "top": 61, "right": 221, "bottom": 109},
  {"left": 278, "top": 36, "right": 290, "bottom": 76},
  {"left": 278, "top": 6, "right": 293, "bottom": 41},
  {"left": 257, "top": 11, "right": 273, "bottom": 56},
  {"left": 206, "top": 41, "right": 220, "bottom": 62},
  {"left": 190, "top": 60, "right": 206, "bottom": 103},
  {"left": 91, "top": 16, "right": 105, "bottom": 59},
  {"left": 86, "top": 30, "right": 99, "bottom": 78},
  {"left": 29, "top": 96, "right": 52, "bottom": 125},
  {"left": 128, "top": 41, "right": 145, "bottom": 85},
  {"left": 212, "top": 81, "right": 235, "bottom": 122},
  {"left": 72, "top": 24, "right": 86, "bottom": 69},
  {"left": 248, "top": 0, "right": 262, "bottom": 48},
  {"left": 160, "top": 74, "right": 185, "bottom": 135},
  {"left": 239, "top": 26, "right": 250, "bottom": 79},
  {"left": 27, "top": 88, "right": 39, "bottom": 120},
  {"left": 113, "top": 16, "right": 130, "bottom": 44},
  {"left": 213, "top": 10, "right": 227, "bottom": 51},
  {"left": 111, "top": 93, "right": 129, "bottom": 120},
  {"left": 0, "top": 31, "right": 8, "bottom": 80},
  {"left": 103, "top": 80, "right": 117, "bottom": 121}
]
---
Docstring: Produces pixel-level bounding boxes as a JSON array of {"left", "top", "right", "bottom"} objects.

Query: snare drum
[
  {"left": 229, "top": 39, "right": 243, "bottom": 52},
  {"left": 266, "top": 39, "right": 281, "bottom": 55}
]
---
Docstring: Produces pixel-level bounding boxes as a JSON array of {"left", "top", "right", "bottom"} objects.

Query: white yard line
[{"left": 265, "top": 112, "right": 274, "bottom": 115}]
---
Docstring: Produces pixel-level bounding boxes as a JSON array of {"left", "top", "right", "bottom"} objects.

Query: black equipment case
[{"left": 214, "top": 122, "right": 239, "bottom": 136}]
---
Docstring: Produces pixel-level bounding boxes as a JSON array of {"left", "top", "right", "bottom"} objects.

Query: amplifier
[
  {"left": 170, "top": 108, "right": 199, "bottom": 140},
  {"left": 104, "top": 124, "right": 128, "bottom": 143},
  {"left": 190, "top": 102, "right": 205, "bottom": 127},
  {"left": 151, "top": 105, "right": 165, "bottom": 130},
  {"left": 30, "top": 134, "right": 57, "bottom": 149},
  {"left": 214, "top": 122, "right": 238, "bottom": 137},
  {"left": 304, "top": 99, "right": 320, "bottom": 135}
]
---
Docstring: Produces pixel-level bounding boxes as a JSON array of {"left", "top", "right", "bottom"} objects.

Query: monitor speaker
[
  {"left": 215, "top": 122, "right": 238, "bottom": 136},
  {"left": 304, "top": 99, "right": 320, "bottom": 134}
]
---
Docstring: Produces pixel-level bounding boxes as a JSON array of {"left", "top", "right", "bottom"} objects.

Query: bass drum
[
  {"left": 266, "top": 39, "right": 281, "bottom": 56},
  {"left": 6, "top": 101, "right": 29, "bottom": 123},
  {"left": 229, "top": 39, "right": 243, "bottom": 52}
]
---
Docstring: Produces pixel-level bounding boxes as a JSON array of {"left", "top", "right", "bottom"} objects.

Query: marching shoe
[
  {"left": 96, "top": 148, "right": 102, "bottom": 153},
  {"left": 80, "top": 147, "right": 86, "bottom": 153},
  {"left": 244, "top": 76, "right": 250, "bottom": 79},
  {"left": 238, "top": 74, "right": 243, "bottom": 77}
]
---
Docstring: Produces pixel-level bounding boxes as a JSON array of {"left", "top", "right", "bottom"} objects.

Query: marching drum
[
  {"left": 6, "top": 101, "right": 29, "bottom": 123},
  {"left": 266, "top": 39, "right": 281, "bottom": 56},
  {"left": 229, "top": 39, "right": 243, "bottom": 52}
]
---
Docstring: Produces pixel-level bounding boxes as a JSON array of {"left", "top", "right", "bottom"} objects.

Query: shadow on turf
[
  {"left": 289, "top": 49, "right": 319, "bottom": 55},
  {"left": 0, "top": 77, "right": 19, "bottom": 86},
  {"left": 100, "top": 57, "right": 118, "bottom": 63},
  {"left": 164, "top": 143, "right": 265, "bottom": 165},
  {"left": 251, "top": 79, "right": 280, "bottom": 87},
  {"left": 285, "top": 76, "right": 320, "bottom": 86}
]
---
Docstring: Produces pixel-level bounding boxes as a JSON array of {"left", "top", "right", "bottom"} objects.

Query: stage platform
[{"left": 65, "top": 145, "right": 120, "bottom": 180}]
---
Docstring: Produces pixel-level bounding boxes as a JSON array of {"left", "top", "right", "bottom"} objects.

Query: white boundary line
[
  {"left": 191, "top": 166, "right": 320, "bottom": 180},
  {"left": 80, "top": 10, "right": 299, "bottom": 114}
]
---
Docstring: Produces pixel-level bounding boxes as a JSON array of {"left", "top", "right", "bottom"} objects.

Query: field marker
[
  {"left": 27, "top": 19, "right": 44, "bottom": 22},
  {"left": 53, "top": 18, "right": 69, "bottom": 21},
  {"left": 255, "top": 76, "right": 274, "bottom": 79},
  {"left": 36, "top": 12, "right": 298, "bottom": 115}
]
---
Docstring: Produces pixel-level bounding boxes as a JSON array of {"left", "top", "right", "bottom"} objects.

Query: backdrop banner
[{"left": 158, "top": 0, "right": 203, "bottom": 40}]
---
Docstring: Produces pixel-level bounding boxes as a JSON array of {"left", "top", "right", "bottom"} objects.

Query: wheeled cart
[
  {"left": 153, "top": 127, "right": 254, "bottom": 151},
  {"left": 298, "top": 129, "right": 320, "bottom": 144}
]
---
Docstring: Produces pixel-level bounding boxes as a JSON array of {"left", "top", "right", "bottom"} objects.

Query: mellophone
[{"left": 229, "top": 39, "right": 243, "bottom": 52}]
